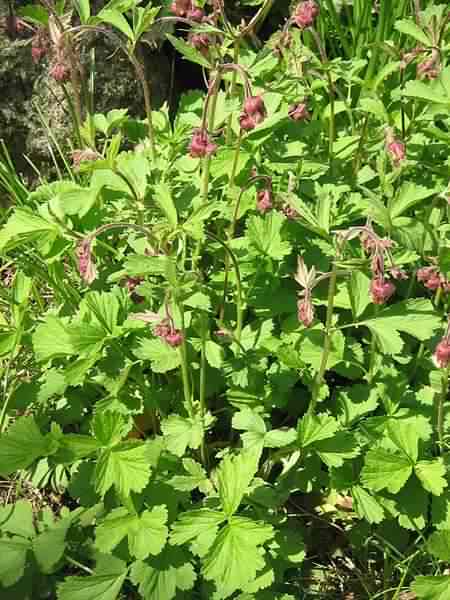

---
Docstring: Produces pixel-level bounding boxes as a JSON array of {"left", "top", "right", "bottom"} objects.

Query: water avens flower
[
  {"left": 76, "top": 238, "right": 97, "bottom": 285},
  {"left": 433, "top": 337, "right": 450, "bottom": 368},
  {"left": 257, "top": 189, "right": 273, "bottom": 214},
  {"left": 294, "top": 0, "right": 319, "bottom": 29},
  {"left": 297, "top": 294, "right": 314, "bottom": 328},
  {"left": 189, "top": 32, "right": 210, "bottom": 56},
  {"left": 370, "top": 277, "right": 395, "bottom": 305},
  {"left": 50, "top": 62, "right": 70, "bottom": 83},
  {"left": 240, "top": 95, "right": 266, "bottom": 131},
  {"left": 165, "top": 329, "right": 184, "bottom": 347},
  {"left": 288, "top": 102, "right": 310, "bottom": 121},
  {"left": 385, "top": 128, "right": 406, "bottom": 166},
  {"left": 189, "top": 128, "right": 217, "bottom": 158},
  {"left": 170, "top": 0, "right": 192, "bottom": 17}
]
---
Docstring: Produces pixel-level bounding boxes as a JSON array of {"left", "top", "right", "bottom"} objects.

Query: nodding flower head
[
  {"left": 416, "top": 265, "right": 448, "bottom": 291},
  {"left": 165, "top": 329, "right": 184, "bottom": 347},
  {"left": 189, "top": 128, "right": 217, "bottom": 158},
  {"left": 189, "top": 32, "right": 210, "bottom": 55},
  {"left": 281, "top": 204, "right": 299, "bottom": 220},
  {"left": 433, "top": 337, "right": 450, "bottom": 369},
  {"left": 288, "top": 102, "right": 310, "bottom": 121},
  {"left": 187, "top": 7, "right": 204, "bottom": 22},
  {"left": 257, "top": 189, "right": 273, "bottom": 214},
  {"left": 417, "top": 56, "right": 440, "bottom": 80},
  {"left": 50, "top": 62, "right": 70, "bottom": 83},
  {"left": 240, "top": 95, "right": 266, "bottom": 131},
  {"left": 72, "top": 149, "right": 100, "bottom": 170},
  {"left": 294, "top": 0, "right": 319, "bottom": 29},
  {"left": 31, "top": 29, "right": 48, "bottom": 63},
  {"left": 370, "top": 277, "right": 395, "bottom": 305},
  {"left": 385, "top": 128, "right": 405, "bottom": 166},
  {"left": 76, "top": 238, "right": 97, "bottom": 285},
  {"left": 170, "top": 0, "right": 193, "bottom": 17},
  {"left": 297, "top": 295, "right": 314, "bottom": 328}
]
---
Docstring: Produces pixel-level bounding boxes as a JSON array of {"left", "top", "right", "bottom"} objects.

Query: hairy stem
[
  {"left": 132, "top": 49, "right": 156, "bottom": 163},
  {"left": 436, "top": 365, "right": 449, "bottom": 455}
]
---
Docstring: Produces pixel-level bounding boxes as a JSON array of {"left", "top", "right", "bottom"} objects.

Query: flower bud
[
  {"left": 72, "top": 149, "right": 100, "bottom": 170},
  {"left": 417, "top": 58, "right": 439, "bottom": 80},
  {"left": 187, "top": 7, "right": 204, "bottom": 22},
  {"left": 239, "top": 113, "right": 257, "bottom": 131},
  {"left": 281, "top": 204, "right": 299, "bottom": 220},
  {"left": 189, "top": 32, "right": 210, "bottom": 56},
  {"left": 76, "top": 239, "right": 97, "bottom": 285},
  {"left": 370, "top": 278, "right": 395, "bottom": 305},
  {"left": 165, "top": 329, "right": 184, "bottom": 347},
  {"left": 257, "top": 189, "right": 273, "bottom": 214},
  {"left": 288, "top": 103, "right": 310, "bottom": 121},
  {"left": 433, "top": 338, "right": 450, "bottom": 368},
  {"left": 417, "top": 266, "right": 437, "bottom": 283},
  {"left": 170, "top": 0, "right": 192, "bottom": 16},
  {"left": 297, "top": 297, "right": 314, "bottom": 327},
  {"left": 244, "top": 95, "right": 265, "bottom": 117},
  {"left": 50, "top": 62, "right": 70, "bottom": 83},
  {"left": 189, "top": 128, "right": 217, "bottom": 158},
  {"left": 294, "top": 1, "right": 319, "bottom": 29}
]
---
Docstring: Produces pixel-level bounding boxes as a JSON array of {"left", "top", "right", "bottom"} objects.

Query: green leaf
[
  {"left": 361, "top": 448, "right": 413, "bottom": 494},
  {"left": 96, "top": 506, "right": 168, "bottom": 560},
  {"left": 205, "top": 340, "right": 224, "bottom": 368},
  {"left": 202, "top": 517, "right": 273, "bottom": 599},
  {"left": 351, "top": 486, "right": 385, "bottom": 524},
  {"left": 315, "top": 431, "right": 360, "bottom": 468},
  {"left": 133, "top": 338, "right": 181, "bottom": 373},
  {"left": 130, "top": 548, "right": 196, "bottom": 600},
  {"left": 390, "top": 182, "right": 436, "bottom": 222},
  {"left": 415, "top": 459, "right": 448, "bottom": 496},
  {"left": 348, "top": 272, "right": 371, "bottom": 319},
  {"left": 246, "top": 213, "right": 291, "bottom": 260},
  {"left": 170, "top": 509, "right": 225, "bottom": 546},
  {"left": 0, "top": 537, "right": 30, "bottom": 587},
  {"left": 95, "top": 440, "right": 158, "bottom": 498},
  {"left": 387, "top": 419, "right": 419, "bottom": 462},
  {"left": 97, "top": 8, "right": 134, "bottom": 40},
  {"left": 0, "top": 500, "right": 34, "bottom": 538},
  {"left": 0, "top": 417, "right": 54, "bottom": 475},
  {"left": 153, "top": 183, "right": 178, "bottom": 228},
  {"left": 298, "top": 413, "right": 339, "bottom": 448},
  {"left": 160, "top": 414, "right": 203, "bottom": 457},
  {"left": 74, "top": 0, "right": 90, "bottom": 23},
  {"left": 412, "top": 576, "right": 450, "bottom": 600},
  {"left": 0, "top": 208, "right": 60, "bottom": 254},
  {"left": 394, "top": 19, "right": 432, "bottom": 45},
  {"left": 57, "top": 568, "right": 127, "bottom": 600},
  {"left": 428, "top": 530, "right": 450, "bottom": 561},
  {"left": 33, "top": 316, "right": 75, "bottom": 362},
  {"left": 166, "top": 33, "right": 211, "bottom": 68},
  {"left": 168, "top": 459, "right": 212, "bottom": 494},
  {"left": 82, "top": 291, "right": 120, "bottom": 334},
  {"left": 359, "top": 299, "right": 441, "bottom": 355},
  {"left": 33, "top": 524, "right": 68, "bottom": 573},
  {"left": 93, "top": 412, "right": 129, "bottom": 447},
  {"left": 403, "top": 79, "right": 450, "bottom": 105},
  {"left": 217, "top": 449, "right": 260, "bottom": 517}
]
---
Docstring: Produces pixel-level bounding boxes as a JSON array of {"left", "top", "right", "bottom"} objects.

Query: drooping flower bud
[
  {"left": 187, "top": 7, "right": 204, "bottom": 22},
  {"left": 281, "top": 204, "right": 299, "bottom": 220},
  {"left": 154, "top": 320, "right": 172, "bottom": 340},
  {"left": 417, "top": 56, "right": 440, "bottom": 80},
  {"left": 170, "top": 0, "right": 192, "bottom": 17},
  {"left": 370, "top": 277, "right": 395, "bottom": 305},
  {"left": 189, "top": 128, "right": 217, "bottom": 158},
  {"left": 294, "top": 1, "right": 319, "bottom": 29},
  {"left": 288, "top": 102, "right": 310, "bottom": 121},
  {"left": 297, "top": 296, "right": 314, "bottom": 327},
  {"left": 433, "top": 338, "right": 450, "bottom": 368},
  {"left": 50, "top": 62, "right": 70, "bottom": 83},
  {"left": 240, "top": 95, "right": 266, "bottom": 131},
  {"left": 76, "top": 238, "right": 97, "bottom": 285},
  {"left": 417, "top": 266, "right": 437, "bottom": 283},
  {"left": 189, "top": 32, "right": 210, "bottom": 56},
  {"left": 165, "top": 329, "right": 184, "bottom": 347},
  {"left": 239, "top": 113, "right": 257, "bottom": 131},
  {"left": 257, "top": 189, "right": 273, "bottom": 214},
  {"left": 31, "top": 29, "right": 48, "bottom": 63},
  {"left": 385, "top": 128, "right": 406, "bottom": 166}
]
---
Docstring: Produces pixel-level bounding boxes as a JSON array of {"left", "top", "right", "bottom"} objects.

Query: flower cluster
[
  {"left": 417, "top": 265, "right": 450, "bottom": 292},
  {"left": 132, "top": 310, "right": 185, "bottom": 347},
  {"left": 293, "top": 1, "right": 319, "bottom": 29},
  {"left": 240, "top": 95, "right": 267, "bottom": 131},
  {"left": 189, "top": 128, "right": 217, "bottom": 158}
]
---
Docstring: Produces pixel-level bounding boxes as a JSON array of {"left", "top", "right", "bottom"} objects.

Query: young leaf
[
  {"left": 95, "top": 440, "right": 158, "bottom": 498},
  {"left": 170, "top": 509, "right": 225, "bottom": 546},
  {"left": 168, "top": 458, "right": 212, "bottom": 494},
  {"left": 415, "top": 459, "right": 448, "bottom": 496},
  {"left": 394, "top": 19, "right": 432, "bottom": 46},
  {"left": 0, "top": 416, "right": 54, "bottom": 475},
  {"left": 202, "top": 517, "right": 273, "bottom": 599},
  {"left": 95, "top": 506, "right": 168, "bottom": 560},
  {"left": 153, "top": 183, "right": 178, "bottom": 229},
  {"left": 133, "top": 338, "right": 181, "bottom": 373},
  {"left": 216, "top": 449, "right": 261, "bottom": 517},
  {"left": 246, "top": 213, "right": 291, "bottom": 260},
  {"left": 57, "top": 568, "right": 127, "bottom": 600},
  {"left": 361, "top": 448, "right": 413, "bottom": 494},
  {"left": 96, "top": 9, "right": 134, "bottom": 40},
  {"left": 160, "top": 414, "right": 204, "bottom": 457}
]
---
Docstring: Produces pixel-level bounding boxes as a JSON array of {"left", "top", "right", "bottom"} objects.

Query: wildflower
[
  {"left": 385, "top": 128, "right": 406, "bottom": 166},
  {"left": 189, "top": 32, "right": 210, "bottom": 56},
  {"left": 240, "top": 95, "right": 266, "bottom": 131},
  {"left": 257, "top": 189, "right": 273, "bottom": 214},
  {"left": 288, "top": 102, "right": 310, "bottom": 121},
  {"left": 417, "top": 266, "right": 437, "bottom": 283},
  {"left": 297, "top": 294, "right": 314, "bottom": 328},
  {"left": 71, "top": 149, "right": 100, "bottom": 170},
  {"left": 433, "top": 337, "right": 450, "bottom": 368},
  {"left": 124, "top": 276, "right": 144, "bottom": 303},
  {"left": 389, "top": 267, "right": 408, "bottom": 280},
  {"left": 50, "top": 62, "right": 70, "bottom": 83},
  {"left": 170, "top": 0, "right": 192, "bottom": 17},
  {"left": 76, "top": 238, "right": 97, "bottom": 285},
  {"left": 31, "top": 29, "right": 48, "bottom": 63},
  {"left": 187, "top": 7, "right": 204, "bottom": 21},
  {"left": 189, "top": 128, "right": 217, "bottom": 158},
  {"left": 293, "top": 0, "right": 319, "bottom": 29},
  {"left": 281, "top": 204, "right": 299, "bottom": 220},
  {"left": 370, "top": 277, "right": 395, "bottom": 305},
  {"left": 165, "top": 329, "right": 184, "bottom": 347}
]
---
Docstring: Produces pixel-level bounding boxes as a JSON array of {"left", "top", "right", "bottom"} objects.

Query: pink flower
[
  {"left": 187, "top": 7, "right": 204, "bottom": 21},
  {"left": 417, "top": 266, "right": 438, "bottom": 283},
  {"left": 239, "top": 113, "right": 257, "bottom": 131},
  {"left": 189, "top": 32, "right": 210, "bottom": 55},
  {"left": 297, "top": 296, "right": 314, "bottom": 327},
  {"left": 294, "top": 1, "right": 319, "bottom": 29},
  {"left": 370, "top": 278, "right": 395, "bottom": 305},
  {"left": 433, "top": 338, "right": 450, "bottom": 368},
  {"left": 165, "top": 329, "right": 184, "bottom": 347},
  {"left": 76, "top": 238, "right": 97, "bottom": 285},
  {"left": 170, "top": 0, "right": 192, "bottom": 16},
  {"left": 281, "top": 204, "right": 299, "bottom": 220},
  {"left": 257, "top": 189, "right": 273, "bottom": 214},
  {"left": 387, "top": 140, "right": 406, "bottom": 165},
  {"left": 154, "top": 320, "right": 172, "bottom": 339},
  {"left": 50, "top": 62, "right": 70, "bottom": 83},
  {"left": 288, "top": 103, "right": 310, "bottom": 121},
  {"left": 240, "top": 95, "right": 266, "bottom": 131},
  {"left": 389, "top": 267, "right": 408, "bottom": 280},
  {"left": 189, "top": 128, "right": 217, "bottom": 158},
  {"left": 417, "top": 58, "right": 439, "bottom": 80},
  {"left": 72, "top": 149, "right": 100, "bottom": 170}
]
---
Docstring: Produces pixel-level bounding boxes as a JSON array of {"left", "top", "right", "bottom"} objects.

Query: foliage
[{"left": 1, "top": 0, "right": 450, "bottom": 598}]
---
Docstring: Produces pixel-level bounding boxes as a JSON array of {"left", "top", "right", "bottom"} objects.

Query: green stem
[
  {"left": 436, "top": 365, "right": 449, "bottom": 455},
  {"left": 199, "top": 323, "right": 209, "bottom": 467},
  {"left": 365, "top": 0, "right": 388, "bottom": 83},
  {"left": 310, "top": 261, "right": 338, "bottom": 412},
  {"left": 225, "top": 43, "right": 240, "bottom": 146},
  {"left": 323, "top": 0, "right": 351, "bottom": 58},
  {"left": 133, "top": 49, "right": 156, "bottom": 164},
  {"left": 177, "top": 299, "right": 194, "bottom": 417},
  {"left": 201, "top": 79, "right": 220, "bottom": 205}
]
